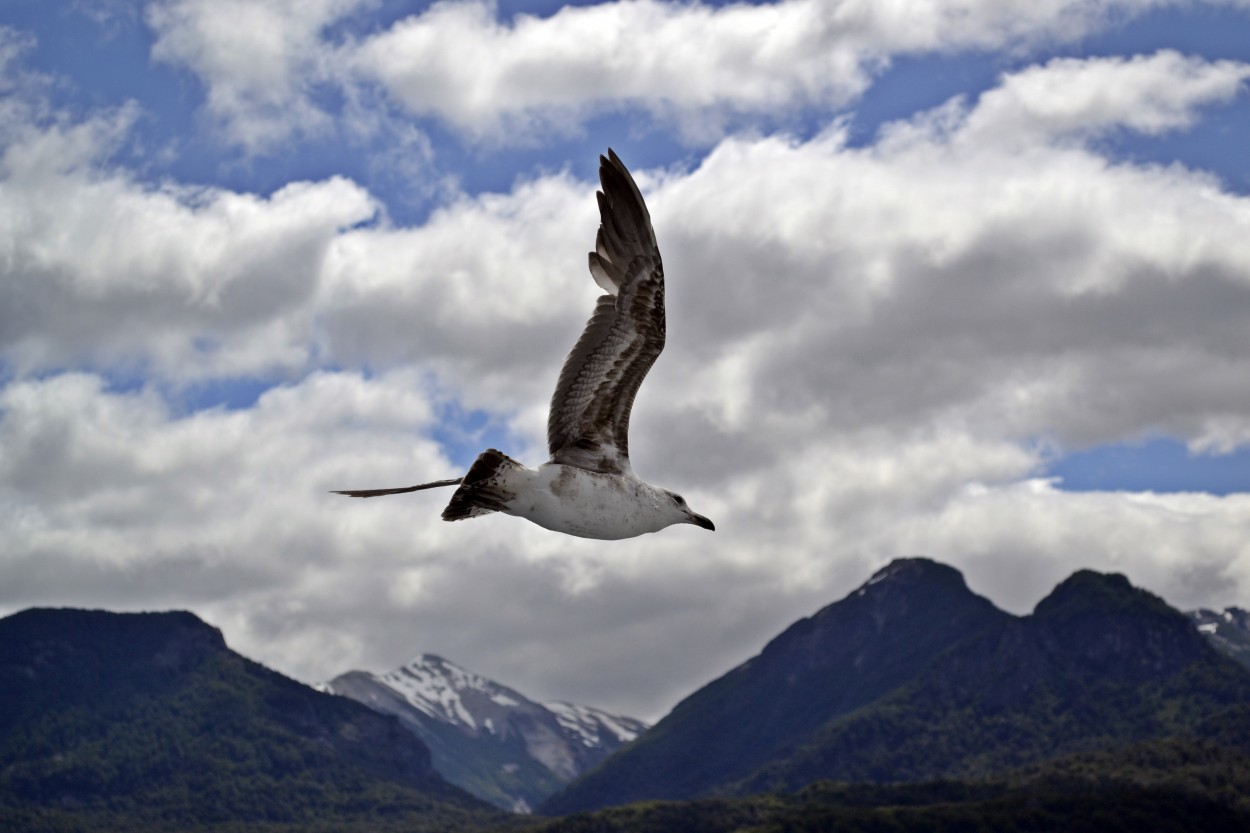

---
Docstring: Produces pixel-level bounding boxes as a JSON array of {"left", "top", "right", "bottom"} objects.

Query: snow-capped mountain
[
  {"left": 378, "top": 654, "right": 529, "bottom": 734},
  {"left": 323, "top": 654, "right": 645, "bottom": 813},
  {"left": 1190, "top": 607, "right": 1250, "bottom": 668}
]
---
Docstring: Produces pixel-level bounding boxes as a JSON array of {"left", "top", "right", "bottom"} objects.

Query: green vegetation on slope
[
  {"left": 523, "top": 739, "right": 1250, "bottom": 833},
  {"left": 0, "top": 609, "right": 504, "bottom": 833}
]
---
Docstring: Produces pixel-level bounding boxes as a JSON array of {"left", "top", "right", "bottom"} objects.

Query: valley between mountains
[{"left": 3, "top": 557, "right": 1250, "bottom": 832}]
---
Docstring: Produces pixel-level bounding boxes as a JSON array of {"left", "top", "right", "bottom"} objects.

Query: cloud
[
  {"left": 0, "top": 95, "right": 379, "bottom": 379},
  {"left": 0, "top": 367, "right": 797, "bottom": 720},
  {"left": 316, "top": 171, "right": 602, "bottom": 424},
  {"left": 4, "top": 368, "right": 1249, "bottom": 722},
  {"left": 349, "top": 0, "right": 872, "bottom": 139},
  {"left": 956, "top": 50, "right": 1250, "bottom": 146},
  {"left": 142, "top": 0, "right": 1243, "bottom": 149},
  {"left": 71, "top": 1, "right": 143, "bottom": 34},
  {"left": 0, "top": 26, "right": 55, "bottom": 132},
  {"left": 309, "top": 53, "right": 1250, "bottom": 460},
  {"left": 6, "top": 26, "right": 1250, "bottom": 722},
  {"left": 906, "top": 480, "right": 1250, "bottom": 615},
  {"left": 644, "top": 140, "right": 1250, "bottom": 466},
  {"left": 145, "top": 0, "right": 373, "bottom": 152},
  {"left": 0, "top": 369, "right": 451, "bottom": 604},
  {"left": 0, "top": 26, "right": 31, "bottom": 82},
  {"left": 351, "top": 0, "right": 1210, "bottom": 139}
]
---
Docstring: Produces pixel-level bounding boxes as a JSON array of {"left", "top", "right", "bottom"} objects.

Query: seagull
[{"left": 333, "top": 150, "right": 715, "bottom": 540}]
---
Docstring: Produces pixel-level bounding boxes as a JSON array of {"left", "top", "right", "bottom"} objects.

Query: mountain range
[
  {"left": 323, "top": 590, "right": 1250, "bottom": 815},
  {"left": 544, "top": 558, "right": 1250, "bottom": 813},
  {"left": 323, "top": 654, "right": 645, "bottom": 812},
  {"left": 3, "top": 558, "right": 1250, "bottom": 832}
]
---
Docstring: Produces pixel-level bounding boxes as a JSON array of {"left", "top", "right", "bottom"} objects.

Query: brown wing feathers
[
  {"left": 546, "top": 150, "right": 666, "bottom": 475},
  {"left": 334, "top": 151, "right": 664, "bottom": 498}
]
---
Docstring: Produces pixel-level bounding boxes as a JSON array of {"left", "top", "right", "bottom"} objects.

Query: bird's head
[{"left": 665, "top": 490, "right": 715, "bottom": 532}]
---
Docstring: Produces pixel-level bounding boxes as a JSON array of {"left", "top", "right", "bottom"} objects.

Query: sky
[{"left": 2, "top": 0, "right": 1250, "bottom": 723}]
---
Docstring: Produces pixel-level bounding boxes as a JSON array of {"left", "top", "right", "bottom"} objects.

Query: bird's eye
[{"left": 673, "top": 494, "right": 685, "bottom": 505}]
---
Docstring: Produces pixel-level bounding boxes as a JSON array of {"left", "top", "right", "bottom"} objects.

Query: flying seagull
[{"left": 333, "top": 150, "right": 715, "bottom": 540}]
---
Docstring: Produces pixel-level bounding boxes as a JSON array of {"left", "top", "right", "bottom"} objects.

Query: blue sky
[{"left": 3, "top": 0, "right": 1250, "bottom": 720}]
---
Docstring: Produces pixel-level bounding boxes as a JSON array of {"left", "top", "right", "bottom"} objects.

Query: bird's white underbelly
[{"left": 505, "top": 464, "right": 668, "bottom": 540}]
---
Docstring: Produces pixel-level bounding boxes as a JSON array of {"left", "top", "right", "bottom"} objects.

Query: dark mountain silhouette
[
  {"left": 5, "top": 561, "right": 1249, "bottom": 832},
  {"left": 545, "top": 559, "right": 1250, "bottom": 814},
  {"left": 0, "top": 608, "right": 500, "bottom": 832},
  {"left": 545, "top": 558, "right": 1007, "bottom": 812}
]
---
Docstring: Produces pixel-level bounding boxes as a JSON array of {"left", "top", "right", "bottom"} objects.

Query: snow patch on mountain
[
  {"left": 1189, "top": 607, "right": 1250, "bottom": 669},
  {"left": 544, "top": 701, "right": 645, "bottom": 747},
  {"left": 379, "top": 654, "right": 529, "bottom": 733},
  {"left": 321, "top": 652, "right": 648, "bottom": 813}
]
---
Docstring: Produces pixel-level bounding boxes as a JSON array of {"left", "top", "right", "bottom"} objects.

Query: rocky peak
[
  {"left": 852, "top": 557, "right": 975, "bottom": 616},
  {"left": 862, "top": 556, "right": 964, "bottom": 587},
  {"left": 1030, "top": 570, "right": 1206, "bottom": 679},
  {"left": 754, "top": 557, "right": 1006, "bottom": 677}
]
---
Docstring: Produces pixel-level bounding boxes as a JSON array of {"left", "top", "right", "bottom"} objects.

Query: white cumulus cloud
[
  {"left": 957, "top": 50, "right": 1250, "bottom": 147},
  {"left": 146, "top": 0, "right": 373, "bottom": 152},
  {"left": 142, "top": 0, "right": 1248, "bottom": 149},
  {"left": 0, "top": 99, "right": 379, "bottom": 379}
]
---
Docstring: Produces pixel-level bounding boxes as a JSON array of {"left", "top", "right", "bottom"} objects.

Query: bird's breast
[{"left": 515, "top": 464, "right": 664, "bottom": 540}]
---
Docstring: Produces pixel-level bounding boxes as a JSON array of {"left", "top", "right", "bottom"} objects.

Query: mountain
[
  {"left": 0, "top": 608, "right": 501, "bottom": 833},
  {"left": 736, "top": 569, "right": 1250, "bottom": 794},
  {"left": 545, "top": 559, "right": 1250, "bottom": 814},
  {"left": 1191, "top": 607, "right": 1250, "bottom": 669},
  {"left": 324, "top": 654, "right": 646, "bottom": 812},
  {"left": 545, "top": 558, "right": 1010, "bottom": 812}
]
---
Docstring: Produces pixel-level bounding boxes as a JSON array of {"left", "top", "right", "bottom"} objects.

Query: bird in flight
[{"left": 334, "top": 150, "right": 714, "bottom": 540}]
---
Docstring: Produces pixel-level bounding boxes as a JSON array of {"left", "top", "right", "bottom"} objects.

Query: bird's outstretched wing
[{"left": 547, "top": 149, "right": 665, "bottom": 476}]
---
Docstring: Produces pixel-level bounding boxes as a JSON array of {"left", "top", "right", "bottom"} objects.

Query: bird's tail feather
[
  {"left": 443, "top": 449, "right": 524, "bottom": 522},
  {"left": 332, "top": 478, "right": 462, "bottom": 498}
]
